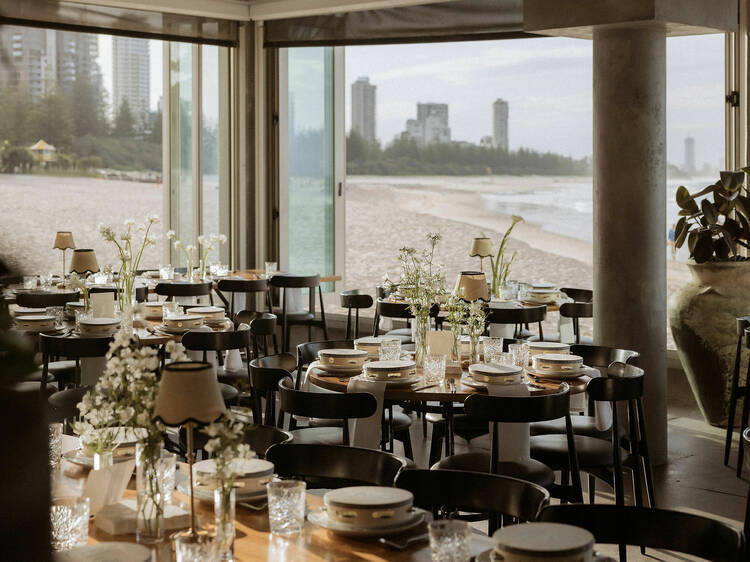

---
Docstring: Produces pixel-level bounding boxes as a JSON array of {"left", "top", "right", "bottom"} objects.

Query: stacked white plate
[
  {"left": 492, "top": 522, "right": 597, "bottom": 561},
  {"left": 317, "top": 348, "right": 368, "bottom": 374},
  {"left": 12, "top": 307, "right": 46, "bottom": 317},
  {"left": 308, "top": 486, "right": 426, "bottom": 537},
  {"left": 15, "top": 315, "right": 56, "bottom": 333},
  {"left": 354, "top": 336, "right": 388, "bottom": 358},
  {"left": 142, "top": 302, "right": 164, "bottom": 320},
  {"left": 528, "top": 342, "right": 570, "bottom": 360},
  {"left": 160, "top": 314, "right": 203, "bottom": 333},
  {"left": 189, "top": 458, "right": 271, "bottom": 502},
  {"left": 64, "top": 301, "right": 86, "bottom": 319},
  {"left": 463, "top": 363, "right": 524, "bottom": 389},
  {"left": 362, "top": 360, "right": 419, "bottom": 385},
  {"left": 190, "top": 306, "right": 227, "bottom": 325},
  {"left": 527, "top": 353, "right": 587, "bottom": 380},
  {"left": 79, "top": 317, "right": 120, "bottom": 337}
]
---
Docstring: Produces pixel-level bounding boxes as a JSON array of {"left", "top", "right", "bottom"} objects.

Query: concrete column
[{"left": 593, "top": 25, "right": 667, "bottom": 464}]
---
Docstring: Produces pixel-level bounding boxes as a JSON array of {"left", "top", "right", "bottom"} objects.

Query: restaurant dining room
[{"left": 2, "top": 0, "right": 750, "bottom": 560}]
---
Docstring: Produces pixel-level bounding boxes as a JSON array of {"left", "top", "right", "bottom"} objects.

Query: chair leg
[
  {"left": 397, "top": 429, "right": 413, "bottom": 460},
  {"left": 319, "top": 287, "right": 329, "bottom": 340},
  {"left": 636, "top": 399, "right": 657, "bottom": 508},
  {"left": 345, "top": 309, "right": 352, "bottom": 341},
  {"left": 588, "top": 475, "right": 596, "bottom": 504},
  {"left": 611, "top": 402, "right": 625, "bottom": 507},
  {"left": 429, "top": 421, "right": 445, "bottom": 467},
  {"left": 739, "top": 360, "right": 750, "bottom": 477},
  {"left": 725, "top": 334, "right": 743, "bottom": 465}
]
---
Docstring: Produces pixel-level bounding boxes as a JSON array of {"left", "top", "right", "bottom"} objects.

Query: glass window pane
[
  {"left": 169, "top": 42, "right": 193, "bottom": 266},
  {"left": 287, "top": 47, "right": 335, "bottom": 276},
  {"left": 201, "top": 45, "right": 220, "bottom": 242}
]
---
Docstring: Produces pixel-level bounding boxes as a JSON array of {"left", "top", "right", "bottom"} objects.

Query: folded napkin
[
  {"left": 95, "top": 499, "right": 189, "bottom": 535},
  {"left": 587, "top": 366, "right": 613, "bottom": 432},
  {"left": 346, "top": 377, "right": 386, "bottom": 450},
  {"left": 557, "top": 295, "right": 575, "bottom": 344},
  {"left": 83, "top": 460, "right": 135, "bottom": 515},
  {"left": 487, "top": 382, "right": 530, "bottom": 463}
]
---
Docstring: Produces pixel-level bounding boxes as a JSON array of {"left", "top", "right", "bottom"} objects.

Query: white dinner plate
[
  {"left": 62, "top": 449, "right": 134, "bottom": 468},
  {"left": 317, "top": 363, "right": 364, "bottom": 375},
  {"left": 524, "top": 365, "right": 593, "bottom": 380},
  {"left": 460, "top": 375, "right": 526, "bottom": 390},
  {"left": 175, "top": 472, "right": 267, "bottom": 503},
  {"left": 307, "top": 507, "right": 427, "bottom": 537},
  {"left": 353, "top": 373, "right": 422, "bottom": 387},
  {"left": 53, "top": 542, "right": 151, "bottom": 562}
]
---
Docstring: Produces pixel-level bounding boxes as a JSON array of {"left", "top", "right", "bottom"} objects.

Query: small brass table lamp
[
  {"left": 53, "top": 231, "right": 75, "bottom": 279},
  {"left": 469, "top": 237, "right": 493, "bottom": 272}
]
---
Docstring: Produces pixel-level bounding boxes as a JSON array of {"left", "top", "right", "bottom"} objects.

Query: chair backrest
[
  {"left": 155, "top": 282, "right": 212, "bottom": 298},
  {"left": 278, "top": 377, "right": 377, "bottom": 421},
  {"left": 181, "top": 328, "right": 252, "bottom": 352},
  {"left": 569, "top": 344, "right": 639, "bottom": 367},
  {"left": 376, "top": 285, "right": 391, "bottom": 299},
  {"left": 16, "top": 291, "right": 79, "bottom": 308},
  {"left": 243, "top": 424, "right": 293, "bottom": 459},
  {"left": 539, "top": 504, "right": 745, "bottom": 562},
  {"left": 340, "top": 290, "right": 374, "bottom": 310},
  {"left": 217, "top": 278, "right": 268, "bottom": 293},
  {"left": 249, "top": 353, "right": 296, "bottom": 393},
  {"left": 48, "top": 386, "right": 90, "bottom": 428},
  {"left": 486, "top": 305, "right": 546, "bottom": 325},
  {"left": 586, "top": 362, "right": 645, "bottom": 403},
  {"left": 40, "top": 334, "right": 112, "bottom": 358},
  {"left": 235, "top": 311, "right": 276, "bottom": 336},
  {"left": 376, "top": 299, "right": 439, "bottom": 319},
  {"left": 560, "top": 287, "right": 593, "bottom": 303},
  {"left": 269, "top": 274, "right": 320, "bottom": 289},
  {"left": 396, "top": 469, "right": 549, "bottom": 532},
  {"left": 559, "top": 302, "right": 593, "bottom": 319},
  {"left": 296, "top": 339, "right": 353, "bottom": 388},
  {"left": 266, "top": 443, "right": 407, "bottom": 488},
  {"left": 464, "top": 384, "right": 570, "bottom": 423}
]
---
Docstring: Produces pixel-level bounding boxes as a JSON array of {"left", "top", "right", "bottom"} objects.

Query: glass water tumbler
[
  {"left": 428, "top": 520, "right": 471, "bottom": 562},
  {"left": 508, "top": 342, "right": 530, "bottom": 368},
  {"left": 378, "top": 338, "right": 402, "bottom": 361},
  {"left": 50, "top": 497, "right": 90, "bottom": 552},
  {"left": 267, "top": 480, "right": 306, "bottom": 535},
  {"left": 423, "top": 354, "right": 446, "bottom": 384},
  {"left": 482, "top": 337, "right": 504, "bottom": 363}
]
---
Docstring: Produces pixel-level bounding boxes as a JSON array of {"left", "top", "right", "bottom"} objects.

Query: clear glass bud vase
[
  {"left": 214, "top": 486, "right": 236, "bottom": 560},
  {"left": 93, "top": 450, "right": 113, "bottom": 470},
  {"left": 413, "top": 313, "right": 430, "bottom": 368},
  {"left": 135, "top": 443, "right": 165, "bottom": 544}
]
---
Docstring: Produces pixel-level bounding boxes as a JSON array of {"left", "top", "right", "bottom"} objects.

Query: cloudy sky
[{"left": 345, "top": 34, "right": 725, "bottom": 168}]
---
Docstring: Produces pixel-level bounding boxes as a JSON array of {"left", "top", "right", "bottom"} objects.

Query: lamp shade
[
  {"left": 454, "top": 271, "right": 489, "bottom": 301},
  {"left": 69, "top": 248, "right": 99, "bottom": 274},
  {"left": 53, "top": 231, "right": 75, "bottom": 250},
  {"left": 153, "top": 362, "right": 226, "bottom": 426},
  {"left": 469, "top": 237, "right": 493, "bottom": 258}
]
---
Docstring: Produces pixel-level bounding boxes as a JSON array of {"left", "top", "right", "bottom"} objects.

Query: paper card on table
[
  {"left": 83, "top": 459, "right": 135, "bottom": 515},
  {"left": 90, "top": 291, "right": 115, "bottom": 318},
  {"left": 95, "top": 499, "right": 189, "bottom": 535},
  {"left": 426, "top": 331, "right": 454, "bottom": 357}
]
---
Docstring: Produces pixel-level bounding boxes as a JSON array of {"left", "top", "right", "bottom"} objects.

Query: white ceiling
[{"left": 65, "top": 0, "right": 452, "bottom": 21}]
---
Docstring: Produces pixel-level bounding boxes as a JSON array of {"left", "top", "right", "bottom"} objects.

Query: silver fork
[{"left": 378, "top": 533, "right": 429, "bottom": 550}]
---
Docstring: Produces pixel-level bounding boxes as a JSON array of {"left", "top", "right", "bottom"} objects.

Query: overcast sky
[{"left": 345, "top": 34, "right": 725, "bottom": 168}]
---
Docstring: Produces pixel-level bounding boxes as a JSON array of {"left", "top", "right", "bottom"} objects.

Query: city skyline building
[
  {"left": 493, "top": 98, "right": 509, "bottom": 150},
  {"left": 112, "top": 36, "right": 150, "bottom": 126},
  {"left": 351, "top": 76, "right": 376, "bottom": 143},
  {"left": 403, "top": 102, "right": 450, "bottom": 147}
]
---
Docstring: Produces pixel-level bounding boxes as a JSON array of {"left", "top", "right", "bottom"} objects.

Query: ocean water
[{"left": 479, "top": 176, "right": 716, "bottom": 244}]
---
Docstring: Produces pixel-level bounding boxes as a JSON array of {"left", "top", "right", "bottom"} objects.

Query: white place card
[
  {"left": 90, "top": 292, "right": 115, "bottom": 318},
  {"left": 426, "top": 330, "right": 454, "bottom": 357}
]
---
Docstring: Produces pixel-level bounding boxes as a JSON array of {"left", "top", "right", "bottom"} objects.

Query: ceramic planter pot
[{"left": 668, "top": 260, "right": 750, "bottom": 426}]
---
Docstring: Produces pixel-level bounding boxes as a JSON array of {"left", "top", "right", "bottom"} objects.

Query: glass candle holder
[
  {"left": 267, "top": 480, "right": 306, "bottom": 535},
  {"left": 50, "top": 497, "right": 90, "bottom": 552},
  {"left": 378, "top": 338, "right": 402, "bottom": 361},
  {"left": 428, "top": 520, "right": 471, "bottom": 562}
]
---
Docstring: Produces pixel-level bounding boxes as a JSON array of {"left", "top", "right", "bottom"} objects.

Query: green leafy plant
[
  {"left": 674, "top": 170, "right": 750, "bottom": 263},
  {"left": 488, "top": 215, "right": 524, "bottom": 297}
]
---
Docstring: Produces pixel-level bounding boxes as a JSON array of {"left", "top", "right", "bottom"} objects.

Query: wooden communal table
[{"left": 84, "top": 487, "right": 493, "bottom": 561}]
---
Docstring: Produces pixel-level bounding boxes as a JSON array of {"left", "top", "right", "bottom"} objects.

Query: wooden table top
[
  {"left": 308, "top": 369, "right": 589, "bottom": 401},
  {"left": 84, "top": 484, "right": 493, "bottom": 561}
]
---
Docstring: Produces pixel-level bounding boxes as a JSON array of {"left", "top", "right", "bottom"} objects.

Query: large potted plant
[{"left": 669, "top": 169, "right": 750, "bottom": 426}]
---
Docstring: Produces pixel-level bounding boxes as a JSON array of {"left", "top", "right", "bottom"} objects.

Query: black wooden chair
[
  {"left": 266, "top": 443, "right": 406, "bottom": 489},
  {"left": 181, "top": 329, "right": 253, "bottom": 390},
  {"left": 270, "top": 274, "right": 328, "bottom": 352},
  {"left": 235, "top": 310, "right": 278, "bottom": 357},
  {"left": 539, "top": 504, "right": 746, "bottom": 562},
  {"left": 530, "top": 363, "right": 655, "bottom": 510},
  {"left": 373, "top": 299, "right": 440, "bottom": 343},
  {"left": 544, "top": 302, "right": 594, "bottom": 345},
  {"left": 217, "top": 278, "right": 273, "bottom": 318},
  {"left": 277, "top": 377, "right": 377, "bottom": 446},
  {"left": 436, "top": 384, "right": 582, "bottom": 503},
  {"left": 16, "top": 290, "right": 79, "bottom": 308},
  {"left": 40, "top": 334, "right": 112, "bottom": 390},
  {"left": 744, "top": 427, "right": 750, "bottom": 540},
  {"left": 154, "top": 281, "right": 213, "bottom": 304},
  {"left": 397, "top": 469, "right": 550, "bottom": 535},
  {"left": 561, "top": 287, "right": 593, "bottom": 303},
  {"left": 243, "top": 424, "right": 293, "bottom": 459},
  {"left": 48, "top": 386, "right": 90, "bottom": 433},
  {"left": 339, "top": 290, "right": 374, "bottom": 340},
  {"left": 725, "top": 318, "right": 750, "bottom": 475},
  {"left": 248, "top": 353, "right": 297, "bottom": 426},
  {"left": 296, "top": 339, "right": 354, "bottom": 389},
  {"left": 89, "top": 285, "right": 147, "bottom": 303},
  {"left": 486, "top": 305, "right": 547, "bottom": 340}
]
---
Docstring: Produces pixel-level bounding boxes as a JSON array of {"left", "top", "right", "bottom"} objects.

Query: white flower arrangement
[
  {"left": 392, "top": 232, "right": 446, "bottom": 317},
  {"left": 64, "top": 273, "right": 89, "bottom": 310},
  {"left": 99, "top": 215, "right": 159, "bottom": 311},
  {"left": 201, "top": 413, "right": 253, "bottom": 492},
  {"left": 166, "top": 231, "right": 227, "bottom": 279}
]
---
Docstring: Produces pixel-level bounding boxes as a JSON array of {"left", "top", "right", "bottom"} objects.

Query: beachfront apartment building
[
  {"left": 403, "top": 102, "right": 451, "bottom": 147},
  {"left": 493, "top": 98, "right": 509, "bottom": 150},
  {"left": 112, "top": 36, "right": 150, "bottom": 127},
  {"left": 351, "top": 76, "right": 376, "bottom": 143}
]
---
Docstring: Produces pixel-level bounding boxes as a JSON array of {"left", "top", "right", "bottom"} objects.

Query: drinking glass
[
  {"left": 508, "top": 342, "right": 530, "bottom": 368},
  {"left": 267, "top": 480, "right": 306, "bottom": 535},
  {"left": 216, "top": 264, "right": 229, "bottom": 277},
  {"left": 159, "top": 264, "right": 174, "bottom": 280},
  {"left": 490, "top": 352, "right": 515, "bottom": 366},
  {"left": 23, "top": 275, "right": 37, "bottom": 289},
  {"left": 50, "top": 497, "right": 90, "bottom": 551},
  {"left": 423, "top": 354, "right": 446, "bottom": 385},
  {"left": 49, "top": 422, "right": 63, "bottom": 468},
  {"left": 74, "top": 309, "right": 92, "bottom": 331},
  {"left": 428, "top": 520, "right": 471, "bottom": 562},
  {"left": 378, "top": 338, "right": 402, "bottom": 361},
  {"left": 482, "top": 337, "right": 504, "bottom": 363},
  {"left": 160, "top": 452, "right": 177, "bottom": 505},
  {"left": 46, "top": 306, "right": 64, "bottom": 328},
  {"left": 264, "top": 261, "right": 278, "bottom": 279},
  {"left": 174, "top": 533, "right": 219, "bottom": 562},
  {"left": 162, "top": 301, "right": 180, "bottom": 319}
]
